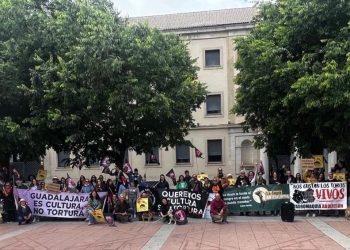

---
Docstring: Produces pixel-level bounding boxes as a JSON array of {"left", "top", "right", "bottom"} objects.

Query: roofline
[{"left": 128, "top": 6, "right": 255, "bottom": 19}]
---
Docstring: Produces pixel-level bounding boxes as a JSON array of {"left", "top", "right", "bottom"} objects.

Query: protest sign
[
  {"left": 301, "top": 158, "right": 315, "bottom": 169},
  {"left": 36, "top": 169, "right": 47, "bottom": 181},
  {"left": 46, "top": 183, "right": 60, "bottom": 193},
  {"left": 157, "top": 189, "right": 208, "bottom": 218},
  {"left": 92, "top": 209, "right": 105, "bottom": 223},
  {"left": 334, "top": 173, "right": 346, "bottom": 182},
  {"left": 223, "top": 184, "right": 290, "bottom": 213},
  {"left": 313, "top": 155, "right": 324, "bottom": 168},
  {"left": 14, "top": 188, "right": 107, "bottom": 218},
  {"left": 136, "top": 198, "right": 149, "bottom": 212},
  {"left": 289, "top": 182, "right": 347, "bottom": 210},
  {"left": 197, "top": 173, "right": 208, "bottom": 183}
]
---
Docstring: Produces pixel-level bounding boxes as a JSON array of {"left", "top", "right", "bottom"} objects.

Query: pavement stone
[{"left": 0, "top": 216, "right": 348, "bottom": 250}]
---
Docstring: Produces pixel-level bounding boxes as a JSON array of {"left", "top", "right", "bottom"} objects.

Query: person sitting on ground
[
  {"left": 17, "top": 199, "right": 33, "bottom": 225},
  {"left": 210, "top": 193, "right": 228, "bottom": 224},
  {"left": 114, "top": 194, "right": 132, "bottom": 223},
  {"left": 86, "top": 190, "right": 102, "bottom": 225},
  {"left": 176, "top": 175, "right": 188, "bottom": 190},
  {"left": 159, "top": 198, "right": 171, "bottom": 223}
]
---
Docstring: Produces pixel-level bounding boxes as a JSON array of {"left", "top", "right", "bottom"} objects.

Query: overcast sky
[{"left": 112, "top": 0, "right": 254, "bottom": 17}]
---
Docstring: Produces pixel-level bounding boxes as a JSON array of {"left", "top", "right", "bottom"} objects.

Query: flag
[
  {"left": 12, "top": 167, "right": 21, "bottom": 179},
  {"left": 195, "top": 148, "right": 203, "bottom": 158},
  {"left": 123, "top": 162, "right": 133, "bottom": 174},
  {"left": 166, "top": 168, "right": 176, "bottom": 184}
]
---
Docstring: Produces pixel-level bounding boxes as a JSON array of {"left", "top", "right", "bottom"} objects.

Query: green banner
[{"left": 223, "top": 184, "right": 290, "bottom": 213}]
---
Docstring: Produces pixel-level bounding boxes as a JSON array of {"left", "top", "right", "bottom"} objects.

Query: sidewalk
[{"left": 0, "top": 216, "right": 349, "bottom": 250}]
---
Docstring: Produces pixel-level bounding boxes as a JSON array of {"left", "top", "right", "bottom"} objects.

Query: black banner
[{"left": 157, "top": 189, "right": 208, "bottom": 218}]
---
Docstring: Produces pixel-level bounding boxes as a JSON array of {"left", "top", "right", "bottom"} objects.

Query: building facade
[{"left": 44, "top": 7, "right": 269, "bottom": 181}]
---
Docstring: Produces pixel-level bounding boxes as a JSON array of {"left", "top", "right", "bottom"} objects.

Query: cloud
[{"left": 112, "top": 0, "right": 253, "bottom": 17}]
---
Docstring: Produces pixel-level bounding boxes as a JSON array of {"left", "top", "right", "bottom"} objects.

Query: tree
[
  {"left": 233, "top": 0, "right": 350, "bottom": 158},
  {"left": 17, "top": 0, "right": 206, "bottom": 168},
  {"left": 0, "top": 0, "right": 50, "bottom": 164}
]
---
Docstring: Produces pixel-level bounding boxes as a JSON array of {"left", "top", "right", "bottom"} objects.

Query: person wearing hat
[{"left": 17, "top": 199, "right": 33, "bottom": 225}]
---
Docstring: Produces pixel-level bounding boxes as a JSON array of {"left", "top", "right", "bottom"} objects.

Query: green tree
[
  {"left": 0, "top": 0, "right": 50, "bottom": 164},
  {"left": 16, "top": 0, "right": 206, "bottom": 167},
  {"left": 233, "top": 0, "right": 350, "bottom": 158}
]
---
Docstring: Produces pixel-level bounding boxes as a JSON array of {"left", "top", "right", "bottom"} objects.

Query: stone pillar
[
  {"left": 260, "top": 148, "right": 269, "bottom": 183},
  {"left": 328, "top": 151, "right": 337, "bottom": 173}
]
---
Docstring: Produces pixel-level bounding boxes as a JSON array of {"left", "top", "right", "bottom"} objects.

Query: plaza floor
[{"left": 0, "top": 216, "right": 349, "bottom": 250}]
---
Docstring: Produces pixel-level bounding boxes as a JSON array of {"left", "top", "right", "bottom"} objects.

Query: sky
[{"left": 112, "top": 0, "right": 254, "bottom": 17}]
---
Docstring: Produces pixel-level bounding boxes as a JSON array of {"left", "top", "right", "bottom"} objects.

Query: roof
[{"left": 129, "top": 7, "right": 256, "bottom": 31}]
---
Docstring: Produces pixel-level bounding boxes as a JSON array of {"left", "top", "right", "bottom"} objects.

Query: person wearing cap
[{"left": 17, "top": 199, "right": 33, "bottom": 225}]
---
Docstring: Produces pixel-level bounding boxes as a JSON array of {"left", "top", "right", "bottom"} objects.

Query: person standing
[{"left": 1, "top": 182, "right": 16, "bottom": 223}]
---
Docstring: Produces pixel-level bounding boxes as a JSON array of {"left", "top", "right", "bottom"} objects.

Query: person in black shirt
[
  {"left": 154, "top": 174, "right": 169, "bottom": 190},
  {"left": 160, "top": 198, "right": 171, "bottom": 223}
]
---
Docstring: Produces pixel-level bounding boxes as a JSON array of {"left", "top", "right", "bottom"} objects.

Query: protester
[
  {"left": 247, "top": 171, "right": 255, "bottom": 186},
  {"left": 16, "top": 179, "right": 29, "bottom": 190},
  {"left": 159, "top": 198, "right": 171, "bottom": 223},
  {"left": 114, "top": 194, "right": 132, "bottom": 223},
  {"left": 269, "top": 171, "right": 281, "bottom": 216},
  {"left": 154, "top": 174, "right": 169, "bottom": 190},
  {"left": 86, "top": 190, "right": 102, "bottom": 225},
  {"left": 325, "top": 172, "right": 340, "bottom": 217},
  {"left": 60, "top": 177, "right": 66, "bottom": 191},
  {"left": 29, "top": 178, "right": 39, "bottom": 190},
  {"left": 118, "top": 176, "right": 128, "bottom": 197},
  {"left": 96, "top": 179, "right": 106, "bottom": 192},
  {"left": 190, "top": 174, "right": 202, "bottom": 193},
  {"left": 295, "top": 173, "right": 303, "bottom": 183},
  {"left": 235, "top": 170, "right": 250, "bottom": 187},
  {"left": 81, "top": 179, "right": 94, "bottom": 193},
  {"left": 17, "top": 199, "right": 33, "bottom": 225},
  {"left": 76, "top": 175, "right": 86, "bottom": 192},
  {"left": 217, "top": 168, "right": 224, "bottom": 180},
  {"left": 285, "top": 170, "right": 295, "bottom": 184},
  {"left": 126, "top": 181, "right": 139, "bottom": 218},
  {"left": 210, "top": 193, "right": 228, "bottom": 224},
  {"left": 255, "top": 172, "right": 266, "bottom": 186},
  {"left": 176, "top": 175, "right": 188, "bottom": 190},
  {"left": 132, "top": 168, "right": 143, "bottom": 186},
  {"left": 202, "top": 177, "right": 212, "bottom": 194},
  {"left": 318, "top": 172, "right": 325, "bottom": 182},
  {"left": 1, "top": 182, "right": 16, "bottom": 223},
  {"left": 211, "top": 178, "right": 222, "bottom": 196},
  {"left": 90, "top": 175, "right": 98, "bottom": 187},
  {"left": 184, "top": 170, "right": 191, "bottom": 183}
]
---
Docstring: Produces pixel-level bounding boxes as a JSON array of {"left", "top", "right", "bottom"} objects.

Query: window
[
  {"left": 207, "top": 140, "right": 222, "bottom": 163},
  {"left": 145, "top": 148, "right": 159, "bottom": 164},
  {"left": 176, "top": 144, "right": 190, "bottom": 164},
  {"left": 205, "top": 49, "right": 220, "bottom": 67},
  {"left": 57, "top": 151, "right": 70, "bottom": 167},
  {"left": 206, "top": 94, "right": 221, "bottom": 115}
]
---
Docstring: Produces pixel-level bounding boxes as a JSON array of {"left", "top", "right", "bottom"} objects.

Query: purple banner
[{"left": 14, "top": 188, "right": 107, "bottom": 218}]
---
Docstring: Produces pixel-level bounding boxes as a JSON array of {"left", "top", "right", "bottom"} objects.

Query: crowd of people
[{"left": 0, "top": 162, "right": 348, "bottom": 225}]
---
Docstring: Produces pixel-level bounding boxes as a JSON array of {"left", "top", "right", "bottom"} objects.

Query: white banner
[
  {"left": 289, "top": 182, "right": 347, "bottom": 210},
  {"left": 14, "top": 188, "right": 107, "bottom": 218}
]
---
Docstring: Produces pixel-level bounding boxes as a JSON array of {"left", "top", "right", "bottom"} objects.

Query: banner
[
  {"left": 301, "top": 158, "right": 315, "bottom": 169},
  {"left": 157, "top": 189, "right": 208, "bottom": 218},
  {"left": 223, "top": 184, "right": 290, "bottom": 212},
  {"left": 15, "top": 188, "right": 107, "bottom": 218},
  {"left": 289, "top": 182, "right": 347, "bottom": 210}
]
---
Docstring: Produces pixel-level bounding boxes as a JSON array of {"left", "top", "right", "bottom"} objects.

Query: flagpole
[{"left": 195, "top": 150, "right": 199, "bottom": 174}]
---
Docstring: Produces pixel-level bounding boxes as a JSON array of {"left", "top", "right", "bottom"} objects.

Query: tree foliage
[
  {"left": 0, "top": 0, "right": 206, "bottom": 167},
  {"left": 233, "top": 0, "right": 350, "bottom": 157}
]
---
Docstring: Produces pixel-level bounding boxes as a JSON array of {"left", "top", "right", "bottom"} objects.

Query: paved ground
[{"left": 0, "top": 216, "right": 349, "bottom": 250}]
